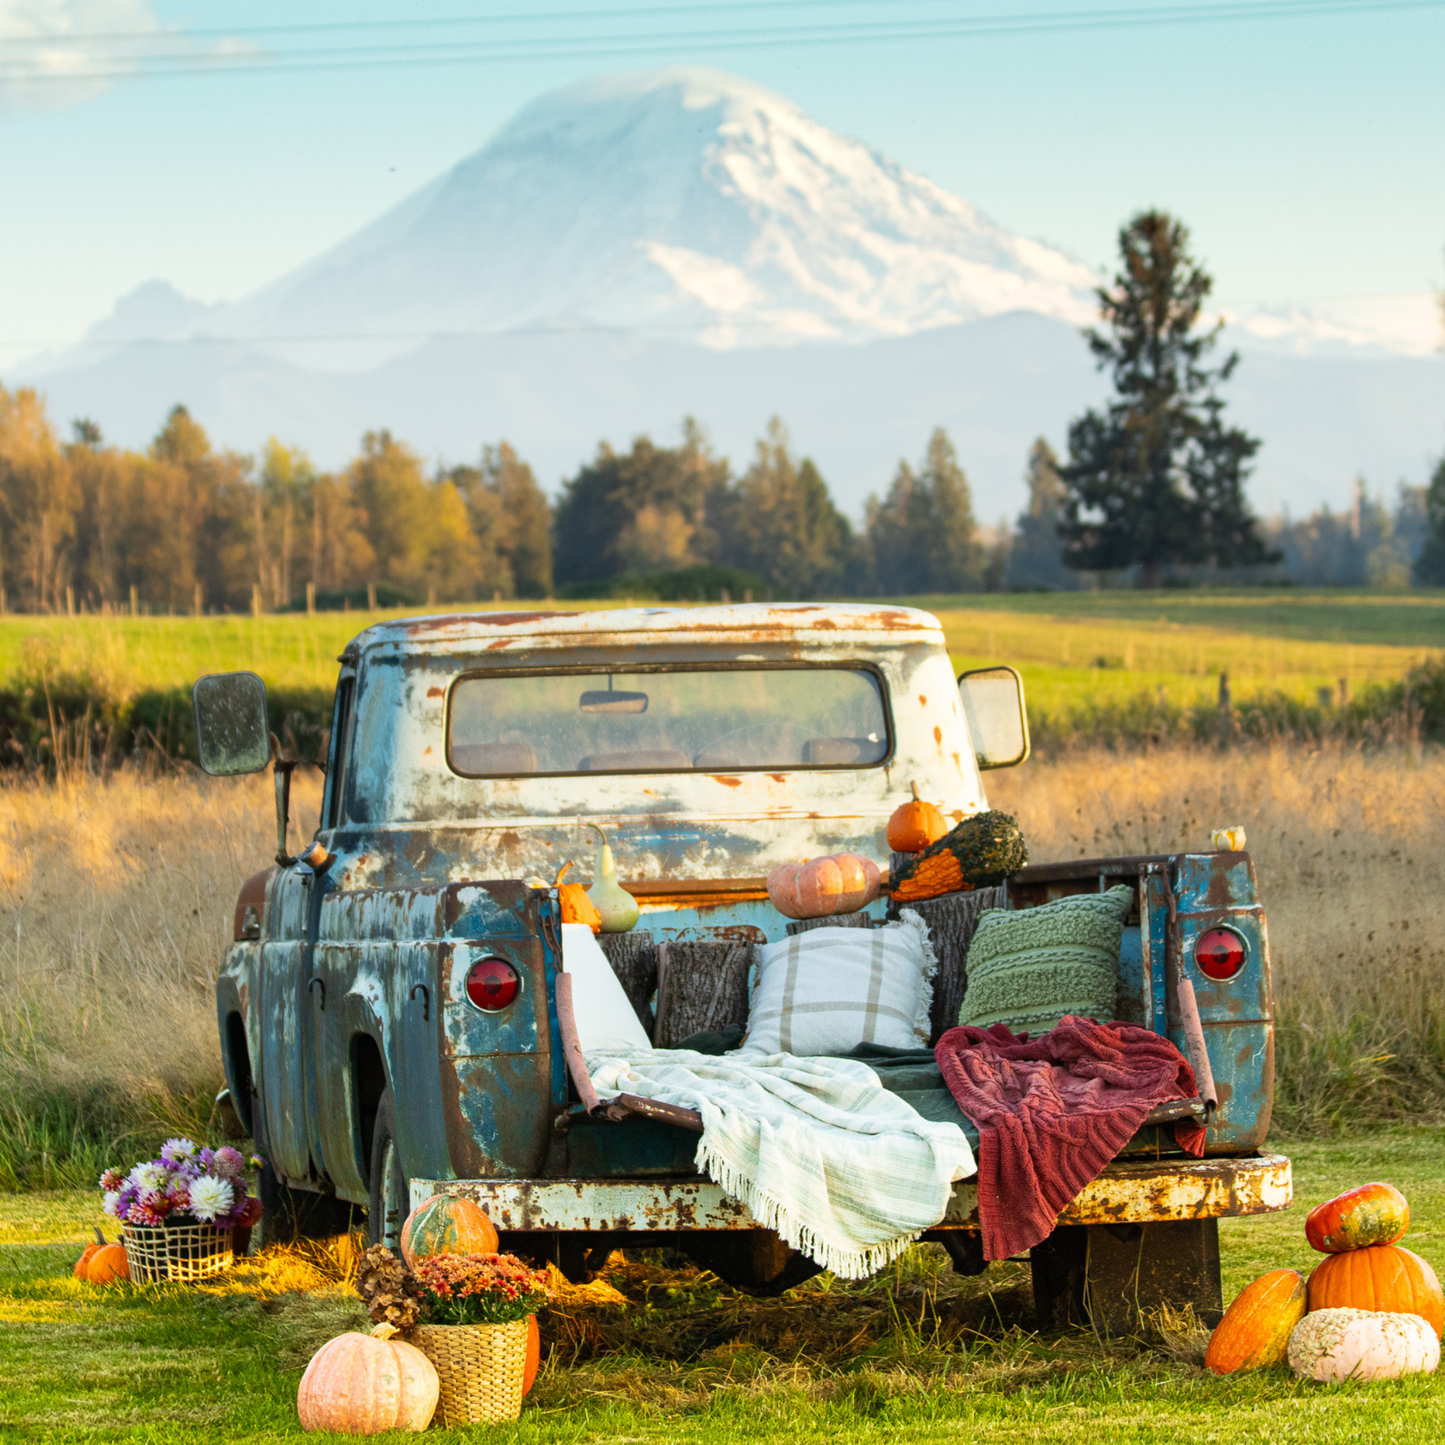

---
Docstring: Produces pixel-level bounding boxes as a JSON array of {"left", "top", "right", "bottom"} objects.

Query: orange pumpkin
[
  {"left": 399, "top": 1194, "right": 500, "bottom": 1271},
  {"left": 522, "top": 1313, "right": 541, "bottom": 1396},
  {"left": 1306, "top": 1182, "right": 1410, "bottom": 1254},
  {"left": 1204, "top": 1268, "right": 1307, "bottom": 1373},
  {"left": 298, "top": 1328, "right": 439, "bottom": 1434},
  {"left": 887, "top": 781, "right": 948, "bottom": 854},
  {"left": 857, "top": 856, "right": 883, "bottom": 900},
  {"left": 85, "top": 1243, "right": 130, "bottom": 1284},
  {"left": 767, "top": 855, "right": 878, "bottom": 919},
  {"left": 73, "top": 1242, "right": 104, "bottom": 1279},
  {"left": 555, "top": 862, "right": 601, "bottom": 932},
  {"left": 1308, "top": 1244, "right": 1444, "bottom": 1337}
]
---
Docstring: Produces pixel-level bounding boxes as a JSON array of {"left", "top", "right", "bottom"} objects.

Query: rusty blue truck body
[{"left": 212, "top": 604, "right": 1289, "bottom": 1320}]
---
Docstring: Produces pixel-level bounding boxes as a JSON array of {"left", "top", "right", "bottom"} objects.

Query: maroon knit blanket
[{"left": 935, "top": 1016, "right": 1206, "bottom": 1261}]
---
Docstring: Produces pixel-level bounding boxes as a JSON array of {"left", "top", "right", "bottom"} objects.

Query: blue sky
[{"left": 1, "top": 0, "right": 1442, "bottom": 371}]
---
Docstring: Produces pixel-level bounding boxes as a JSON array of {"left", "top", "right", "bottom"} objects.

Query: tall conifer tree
[
  {"left": 1058, "top": 212, "right": 1273, "bottom": 585},
  {"left": 1007, "top": 437, "right": 1074, "bottom": 590},
  {"left": 1414, "top": 457, "right": 1445, "bottom": 585}
]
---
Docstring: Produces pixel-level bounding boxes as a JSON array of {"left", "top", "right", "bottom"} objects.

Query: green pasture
[
  {"left": 2, "top": 591, "right": 1439, "bottom": 728},
  {"left": 3, "top": 1129, "right": 1443, "bottom": 1443}
]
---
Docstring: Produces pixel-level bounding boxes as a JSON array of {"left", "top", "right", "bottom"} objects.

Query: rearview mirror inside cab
[
  {"left": 193, "top": 671, "right": 272, "bottom": 776},
  {"left": 957, "top": 665, "right": 1030, "bottom": 770}
]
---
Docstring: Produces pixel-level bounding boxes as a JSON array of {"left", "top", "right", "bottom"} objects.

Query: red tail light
[
  {"left": 466, "top": 958, "right": 520, "bottom": 1011},
  {"left": 1195, "top": 927, "right": 1247, "bottom": 981}
]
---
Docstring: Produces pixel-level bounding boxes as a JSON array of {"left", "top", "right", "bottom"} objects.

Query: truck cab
[{"left": 204, "top": 604, "right": 1289, "bottom": 1327}]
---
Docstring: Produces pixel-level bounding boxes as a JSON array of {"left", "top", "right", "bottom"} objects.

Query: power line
[
  {"left": 6, "top": 1, "right": 889, "bottom": 50},
  {"left": 2, "top": 0, "right": 1440, "bottom": 82}
]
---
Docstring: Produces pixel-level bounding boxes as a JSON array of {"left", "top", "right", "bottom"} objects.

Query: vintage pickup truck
[{"left": 197, "top": 604, "right": 1290, "bottom": 1329}]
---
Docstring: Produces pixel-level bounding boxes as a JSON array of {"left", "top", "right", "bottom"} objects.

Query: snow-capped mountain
[
  {"left": 16, "top": 67, "right": 1443, "bottom": 518},
  {"left": 106, "top": 68, "right": 1101, "bottom": 367}
]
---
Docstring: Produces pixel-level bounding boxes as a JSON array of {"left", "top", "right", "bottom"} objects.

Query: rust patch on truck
[{"left": 412, "top": 1154, "right": 1292, "bottom": 1233}]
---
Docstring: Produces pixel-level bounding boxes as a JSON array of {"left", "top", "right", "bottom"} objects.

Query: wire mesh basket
[{"left": 122, "top": 1222, "right": 234, "bottom": 1283}]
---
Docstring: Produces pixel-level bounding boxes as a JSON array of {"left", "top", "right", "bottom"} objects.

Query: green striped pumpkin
[{"left": 399, "top": 1194, "right": 498, "bottom": 1268}]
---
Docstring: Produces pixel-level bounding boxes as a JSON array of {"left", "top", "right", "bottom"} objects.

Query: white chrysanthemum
[
  {"left": 102, "top": 1190, "right": 123, "bottom": 1218},
  {"left": 187, "top": 1175, "right": 234, "bottom": 1222},
  {"left": 161, "top": 1138, "right": 198, "bottom": 1163},
  {"left": 131, "top": 1163, "right": 168, "bottom": 1194}
]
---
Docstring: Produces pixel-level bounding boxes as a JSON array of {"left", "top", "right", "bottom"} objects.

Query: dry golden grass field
[
  {"left": 2, "top": 742, "right": 1441, "bottom": 1188},
  {"left": 3, "top": 745, "right": 1445, "bottom": 1443}
]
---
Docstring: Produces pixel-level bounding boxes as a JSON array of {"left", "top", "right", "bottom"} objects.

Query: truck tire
[
  {"left": 257, "top": 1162, "right": 356, "bottom": 1245},
  {"left": 367, "top": 1090, "right": 409, "bottom": 1250}
]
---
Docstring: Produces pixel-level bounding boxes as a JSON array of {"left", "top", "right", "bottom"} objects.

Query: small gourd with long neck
[{"left": 586, "top": 824, "right": 640, "bottom": 933}]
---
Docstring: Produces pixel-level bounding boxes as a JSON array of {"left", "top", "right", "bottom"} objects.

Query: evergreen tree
[
  {"left": 1415, "top": 456, "right": 1445, "bottom": 585},
  {"left": 1006, "top": 437, "right": 1074, "bottom": 590},
  {"left": 712, "top": 417, "right": 856, "bottom": 598},
  {"left": 1058, "top": 211, "right": 1274, "bottom": 585},
  {"left": 552, "top": 421, "right": 726, "bottom": 587},
  {"left": 867, "top": 427, "right": 982, "bottom": 594}
]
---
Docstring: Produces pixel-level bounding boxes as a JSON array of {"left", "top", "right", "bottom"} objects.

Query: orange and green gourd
[{"left": 1306, "top": 1182, "right": 1410, "bottom": 1254}]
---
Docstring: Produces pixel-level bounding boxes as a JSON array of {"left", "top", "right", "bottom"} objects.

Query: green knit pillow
[{"left": 958, "top": 885, "right": 1132, "bottom": 1035}]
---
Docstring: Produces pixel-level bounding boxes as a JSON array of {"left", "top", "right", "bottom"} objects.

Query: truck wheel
[
  {"left": 367, "top": 1090, "right": 409, "bottom": 1250},
  {"left": 257, "top": 1162, "right": 356, "bottom": 1245}
]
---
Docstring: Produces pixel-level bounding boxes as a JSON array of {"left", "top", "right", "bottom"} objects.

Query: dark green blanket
[{"left": 672, "top": 1028, "right": 980, "bottom": 1153}]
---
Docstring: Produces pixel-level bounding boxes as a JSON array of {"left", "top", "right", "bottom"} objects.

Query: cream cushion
[{"left": 744, "top": 912, "right": 936, "bottom": 1056}]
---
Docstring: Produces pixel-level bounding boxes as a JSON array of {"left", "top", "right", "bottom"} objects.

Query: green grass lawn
[
  {"left": 4, "top": 1128, "right": 1443, "bottom": 1443},
  {"left": 917, "top": 589, "right": 1445, "bottom": 648},
  {"left": 4, "top": 591, "right": 1438, "bottom": 732}
]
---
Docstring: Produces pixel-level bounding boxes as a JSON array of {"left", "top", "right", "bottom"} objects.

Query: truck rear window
[{"left": 447, "top": 667, "right": 890, "bottom": 776}]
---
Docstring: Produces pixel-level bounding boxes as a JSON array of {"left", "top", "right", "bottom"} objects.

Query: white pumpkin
[{"left": 1288, "top": 1307, "right": 1440, "bottom": 1383}]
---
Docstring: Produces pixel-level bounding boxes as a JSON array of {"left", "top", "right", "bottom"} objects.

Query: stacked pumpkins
[
  {"left": 297, "top": 1196, "right": 540, "bottom": 1435},
  {"left": 1206, "top": 1182, "right": 1442, "bottom": 1383}
]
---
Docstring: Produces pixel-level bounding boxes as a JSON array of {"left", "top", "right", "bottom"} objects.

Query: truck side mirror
[
  {"left": 958, "top": 665, "right": 1030, "bottom": 770},
  {"left": 193, "top": 671, "right": 272, "bottom": 776}
]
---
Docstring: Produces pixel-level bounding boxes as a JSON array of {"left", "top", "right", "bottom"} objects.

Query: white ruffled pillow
[{"left": 743, "top": 912, "right": 936, "bottom": 1056}]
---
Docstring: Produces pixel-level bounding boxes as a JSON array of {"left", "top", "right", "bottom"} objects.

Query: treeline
[
  {"left": 0, "top": 390, "right": 553, "bottom": 614},
  {"left": 1, "top": 382, "right": 1442, "bottom": 615},
  {"left": 0, "top": 390, "right": 1000, "bottom": 612}
]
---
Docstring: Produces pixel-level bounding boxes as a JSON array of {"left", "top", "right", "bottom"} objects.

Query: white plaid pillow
[{"left": 743, "top": 911, "right": 936, "bottom": 1056}]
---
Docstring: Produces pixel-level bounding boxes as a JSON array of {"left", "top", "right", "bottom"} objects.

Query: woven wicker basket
[
  {"left": 412, "top": 1318, "right": 529, "bottom": 1425},
  {"left": 122, "top": 1222, "right": 234, "bottom": 1283}
]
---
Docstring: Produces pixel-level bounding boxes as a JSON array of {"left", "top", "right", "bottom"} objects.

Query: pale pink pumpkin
[
  {"left": 767, "top": 854, "right": 882, "bottom": 919},
  {"left": 297, "top": 1329, "right": 439, "bottom": 1435}
]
